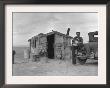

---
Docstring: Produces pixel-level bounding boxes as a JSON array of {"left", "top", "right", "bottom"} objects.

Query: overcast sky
[{"left": 13, "top": 12, "right": 98, "bottom": 47}]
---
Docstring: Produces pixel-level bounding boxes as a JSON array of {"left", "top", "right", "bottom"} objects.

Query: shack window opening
[{"left": 35, "top": 39, "right": 36, "bottom": 48}]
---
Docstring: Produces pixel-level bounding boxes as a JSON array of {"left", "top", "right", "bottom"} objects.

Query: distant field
[{"left": 13, "top": 46, "right": 29, "bottom": 63}]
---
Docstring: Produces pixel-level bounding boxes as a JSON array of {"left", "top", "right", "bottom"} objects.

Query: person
[
  {"left": 66, "top": 28, "right": 70, "bottom": 36},
  {"left": 71, "top": 32, "right": 83, "bottom": 64},
  {"left": 12, "top": 50, "right": 16, "bottom": 64}
]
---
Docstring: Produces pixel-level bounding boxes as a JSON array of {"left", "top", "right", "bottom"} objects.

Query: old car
[{"left": 75, "top": 31, "right": 98, "bottom": 64}]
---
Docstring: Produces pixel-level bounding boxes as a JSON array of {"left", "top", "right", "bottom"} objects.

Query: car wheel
[{"left": 77, "top": 57, "right": 87, "bottom": 65}]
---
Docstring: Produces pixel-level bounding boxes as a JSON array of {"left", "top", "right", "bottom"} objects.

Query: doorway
[{"left": 47, "top": 34, "right": 55, "bottom": 59}]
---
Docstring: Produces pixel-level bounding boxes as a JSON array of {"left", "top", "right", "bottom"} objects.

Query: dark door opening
[{"left": 47, "top": 34, "right": 54, "bottom": 59}]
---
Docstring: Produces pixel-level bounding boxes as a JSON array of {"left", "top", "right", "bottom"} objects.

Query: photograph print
[{"left": 12, "top": 12, "right": 98, "bottom": 76}]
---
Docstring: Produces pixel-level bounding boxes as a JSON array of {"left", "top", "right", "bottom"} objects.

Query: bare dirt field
[
  {"left": 13, "top": 57, "right": 98, "bottom": 76},
  {"left": 13, "top": 47, "right": 98, "bottom": 76}
]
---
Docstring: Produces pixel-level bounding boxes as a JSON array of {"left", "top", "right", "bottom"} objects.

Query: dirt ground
[
  {"left": 13, "top": 57, "right": 98, "bottom": 76},
  {"left": 12, "top": 47, "right": 98, "bottom": 76}
]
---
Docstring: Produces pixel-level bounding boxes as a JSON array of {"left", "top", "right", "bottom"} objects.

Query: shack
[{"left": 28, "top": 29, "right": 73, "bottom": 61}]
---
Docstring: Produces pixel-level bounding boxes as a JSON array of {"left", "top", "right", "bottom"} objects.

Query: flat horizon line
[{"left": 13, "top": 45, "right": 29, "bottom": 47}]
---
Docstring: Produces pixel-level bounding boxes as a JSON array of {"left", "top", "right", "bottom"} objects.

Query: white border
[{"left": 5, "top": 5, "right": 106, "bottom": 84}]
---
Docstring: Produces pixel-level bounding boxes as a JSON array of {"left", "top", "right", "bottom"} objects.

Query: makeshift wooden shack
[{"left": 28, "top": 30, "right": 73, "bottom": 61}]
